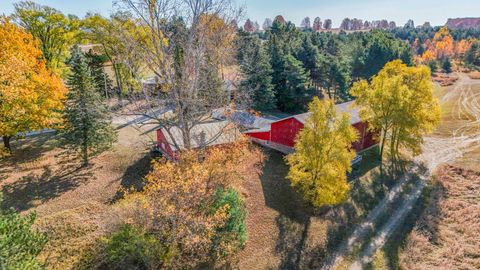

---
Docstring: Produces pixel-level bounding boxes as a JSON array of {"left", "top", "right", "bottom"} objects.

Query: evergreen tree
[
  {"left": 63, "top": 45, "right": 117, "bottom": 166},
  {"left": 85, "top": 51, "right": 113, "bottom": 98},
  {"left": 442, "top": 58, "right": 452, "bottom": 73},
  {"left": 277, "top": 54, "right": 314, "bottom": 113},
  {"left": 238, "top": 35, "right": 276, "bottom": 111},
  {"left": 0, "top": 194, "right": 47, "bottom": 269},
  {"left": 296, "top": 34, "right": 326, "bottom": 92}
]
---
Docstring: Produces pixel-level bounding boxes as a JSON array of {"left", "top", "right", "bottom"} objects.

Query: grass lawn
[
  {"left": 238, "top": 146, "right": 399, "bottom": 269},
  {"left": 0, "top": 125, "right": 154, "bottom": 269}
]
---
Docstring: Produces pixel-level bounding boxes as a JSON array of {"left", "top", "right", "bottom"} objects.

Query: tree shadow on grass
[
  {"left": 109, "top": 153, "right": 153, "bottom": 203},
  {"left": 258, "top": 150, "right": 317, "bottom": 270},
  {"left": 1, "top": 164, "right": 93, "bottom": 212},
  {"left": 0, "top": 133, "right": 60, "bottom": 181}
]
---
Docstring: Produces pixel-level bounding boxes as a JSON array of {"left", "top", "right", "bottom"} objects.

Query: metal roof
[
  {"left": 287, "top": 101, "right": 361, "bottom": 125},
  {"left": 161, "top": 121, "right": 241, "bottom": 151}
]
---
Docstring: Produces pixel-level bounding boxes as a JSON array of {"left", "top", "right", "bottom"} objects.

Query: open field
[
  {"left": 0, "top": 123, "right": 154, "bottom": 269},
  {"left": 420, "top": 73, "right": 480, "bottom": 171},
  {"left": 400, "top": 165, "right": 480, "bottom": 270}
]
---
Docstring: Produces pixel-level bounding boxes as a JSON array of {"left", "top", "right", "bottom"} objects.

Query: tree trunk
[
  {"left": 3, "top": 136, "right": 11, "bottom": 152},
  {"left": 379, "top": 129, "right": 387, "bottom": 174}
]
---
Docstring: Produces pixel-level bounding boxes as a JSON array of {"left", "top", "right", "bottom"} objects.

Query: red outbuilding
[{"left": 244, "top": 101, "right": 378, "bottom": 154}]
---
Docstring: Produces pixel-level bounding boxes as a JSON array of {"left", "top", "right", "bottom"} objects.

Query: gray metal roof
[
  {"left": 290, "top": 101, "right": 361, "bottom": 125},
  {"left": 161, "top": 121, "right": 241, "bottom": 151}
]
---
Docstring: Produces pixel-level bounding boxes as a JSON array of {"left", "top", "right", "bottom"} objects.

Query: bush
[
  {"left": 103, "top": 224, "right": 171, "bottom": 270},
  {"left": 210, "top": 188, "right": 247, "bottom": 260},
  {"left": 427, "top": 60, "right": 438, "bottom": 73},
  {"left": 0, "top": 194, "right": 47, "bottom": 270},
  {"left": 442, "top": 58, "right": 452, "bottom": 73}
]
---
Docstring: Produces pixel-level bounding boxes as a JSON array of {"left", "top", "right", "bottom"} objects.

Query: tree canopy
[
  {"left": 351, "top": 60, "right": 441, "bottom": 164},
  {"left": 286, "top": 98, "right": 358, "bottom": 207},
  {"left": 0, "top": 18, "right": 66, "bottom": 152}
]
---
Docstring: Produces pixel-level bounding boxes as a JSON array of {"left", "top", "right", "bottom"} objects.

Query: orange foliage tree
[
  {"left": 121, "top": 139, "right": 255, "bottom": 268},
  {"left": 418, "top": 27, "right": 472, "bottom": 65},
  {"left": 0, "top": 18, "right": 66, "bottom": 152}
]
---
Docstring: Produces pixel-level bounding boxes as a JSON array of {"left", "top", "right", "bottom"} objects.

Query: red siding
[
  {"left": 266, "top": 119, "right": 377, "bottom": 153},
  {"left": 156, "top": 129, "right": 175, "bottom": 159},
  {"left": 244, "top": 131, "right": 270, "bottom": 141},
  {"left": 270, "top": 118, "right": 304, "bottom": 147}
]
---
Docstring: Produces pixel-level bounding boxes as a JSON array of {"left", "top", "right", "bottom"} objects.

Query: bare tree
[
  {"left": 115, "top": 0, "right": 241, "bottom": 151},
  {"left": 313, "top": 17, "right": 322, "bottom": 32},
  {"left": 301, "top": 16, "right": 311, "bottom": 30},
  {"left": 262, "top": 18, "right": 272, "bottom": 31},
  {"left": 323, "top": 19, "right": 332, "bottom": 30}
]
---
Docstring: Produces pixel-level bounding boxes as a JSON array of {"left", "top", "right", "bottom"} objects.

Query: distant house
[
  {"left": 156, "top": 121, "right": 241, "bottom": 160},
  {"left": 244, "top": 101, "right": 378, "bottom": 155}
]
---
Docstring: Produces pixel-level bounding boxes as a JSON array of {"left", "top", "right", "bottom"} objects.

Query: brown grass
[
  {"left": 468, "top": 72, "right": 480, "bottom": 80},
  {"left": 237, "top": 148, "right": 387, "bottom": 269},
  {"left": 400, "top": 165, "right": 480, "bottom": 270},
  {"left": 0, "top": 126, "right": 153, "bottom": 269},
  {"left": 432, "top": 73, "right": 459, "bottom": 86}
]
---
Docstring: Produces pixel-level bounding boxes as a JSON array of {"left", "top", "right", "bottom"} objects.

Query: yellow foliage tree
[
  {"left": 0, "top": 18, "right": 66, "bottom": 152},
  {"left": 351, "top": 60, "right": 440, "bottom": 165},
  {"left": 286, "top": 98, "right": 358, "bottom": 208},
  {"left": 124, "top": 140, "right": 253, "bottom": 268}
]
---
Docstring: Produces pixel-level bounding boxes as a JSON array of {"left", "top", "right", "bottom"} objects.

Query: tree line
[{"left": 238, "top": 17, "right": 413, "bottom": 113}]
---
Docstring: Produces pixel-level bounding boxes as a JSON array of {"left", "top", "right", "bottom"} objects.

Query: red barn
[{"left": 244, "top": 101, "right": 377, "bottom": 154}]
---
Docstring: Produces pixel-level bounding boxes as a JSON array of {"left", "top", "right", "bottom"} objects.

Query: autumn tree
[
  {"left": 244, "top": 19, "right": 255, "bottom": 33},
  {"left": 0, "top": 18, "right": 66, "bottom": 153},
  {"left": 82, "top": 13, "right": 148, "bottom": 96},
  {"left": 287, "top": 98, "right": 358, "bottom": 207},
  {"left": 13, "top": 1, "right": 80, "bottom": 74},
  {"left": 62, "top": 46, "right": 116, "bottom": 166},
  {"left": 351, "top": 60, "right": 441, "bottom": 165},
  {"left": 123, "top": 140, "right": 251, "bottom": 268}
]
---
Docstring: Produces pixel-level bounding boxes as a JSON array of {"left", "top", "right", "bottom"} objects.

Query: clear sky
[{"left": 1, "top": 0, "right": 479, "bottom": 27}]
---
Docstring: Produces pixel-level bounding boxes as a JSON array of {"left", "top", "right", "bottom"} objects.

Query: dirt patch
[{"left": 400, "top": 165, "right": 480, "bottom": 270}]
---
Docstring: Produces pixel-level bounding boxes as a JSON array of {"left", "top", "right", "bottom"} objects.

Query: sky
[{"left": 1, "top": 0, "right": 479, "bottom": 27}]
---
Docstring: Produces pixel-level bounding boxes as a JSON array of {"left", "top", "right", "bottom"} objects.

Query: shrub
[
  {"left": 427, "top": 60, "right": 438, "bottom": 73},
  {"left": 103, "top": 224, "right": 171, "bottom": 270},
  {"left": 210, "top": 188, "right": 247, "bottom": 260},
  {"left": 442, "top": 58, "right": 452, "bottom": 73},
  {"left": 0, "top": 194, "right": 47, "bottom": 270}
]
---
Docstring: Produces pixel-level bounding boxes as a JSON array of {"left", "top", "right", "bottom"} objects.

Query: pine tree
[
  {"left": 63, "top": 45, "right": 117, "bottom": 166},
  {"left": 238, "top": 35, "right": 276, "bottom": 111},
  {"left": 277, "top": 54, "right": 314, "bottom": 113},
  {"left": 85, "top": 51, "right": 113, "bottom": 98}
]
